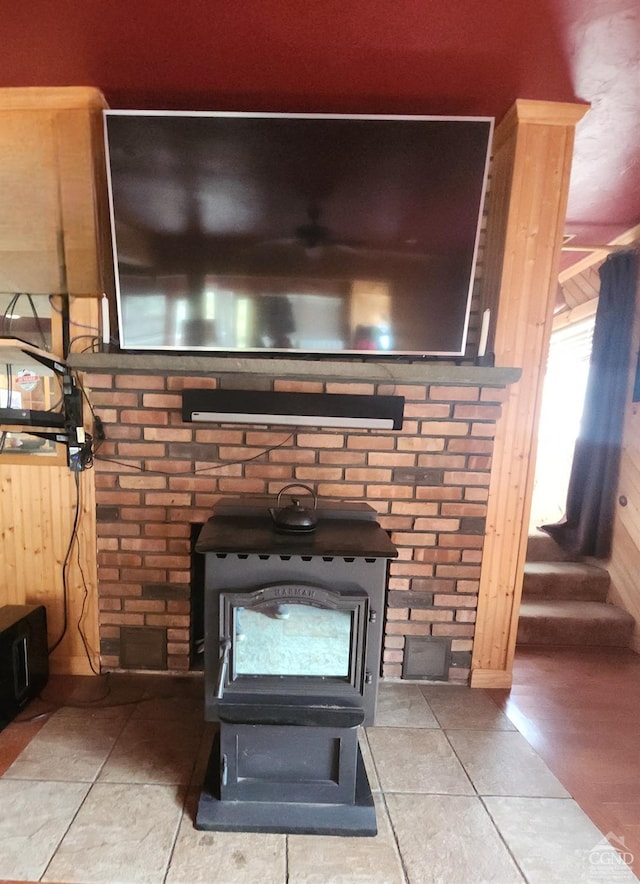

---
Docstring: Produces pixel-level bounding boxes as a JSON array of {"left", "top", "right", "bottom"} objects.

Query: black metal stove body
[{"left": 194, "top": 498, "right": 397, "bottom": 836}]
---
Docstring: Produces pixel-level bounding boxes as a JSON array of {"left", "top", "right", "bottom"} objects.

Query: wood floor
[{"left": 491, "top": 644, "right": 640, "bottom": 876}]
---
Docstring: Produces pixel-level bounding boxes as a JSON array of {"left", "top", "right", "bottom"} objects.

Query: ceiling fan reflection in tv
[
  {"left": 265, "top": 206, "right": 430, "bottom": 262},
  {"left": 104, "top": 111, "right": 493, "bottom": 358}
]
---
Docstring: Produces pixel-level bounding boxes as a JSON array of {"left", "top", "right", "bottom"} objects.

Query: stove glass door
[{"left": 233, "top": 602, "right": 352, "bottom": 677}]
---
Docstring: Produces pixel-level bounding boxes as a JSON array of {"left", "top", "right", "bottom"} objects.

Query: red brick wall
[{"left": 85, "top": 371, "right": 505, "bottom": 682}]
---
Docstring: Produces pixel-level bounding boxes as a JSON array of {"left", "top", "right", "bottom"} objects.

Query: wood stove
[{"left": 194, "top": 496, "right": 397, "bottom": 836}]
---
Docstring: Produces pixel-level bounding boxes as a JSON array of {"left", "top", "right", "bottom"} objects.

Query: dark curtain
[{"left": 542, "top": 250, "right": 638, "bottom": 558}]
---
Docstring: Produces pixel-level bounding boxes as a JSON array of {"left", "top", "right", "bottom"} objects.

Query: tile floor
[{"left": 0, "top": 651, "right": 637, "bottom": 883}]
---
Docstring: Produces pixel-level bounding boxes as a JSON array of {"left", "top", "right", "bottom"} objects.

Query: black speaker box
[{"left": 0, "top": 604, "right": 49, "bottom": 731}]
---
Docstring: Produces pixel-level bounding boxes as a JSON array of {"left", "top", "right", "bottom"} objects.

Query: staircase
[{"left": 517, "top": 533, "right": 635, "bottom": 647}]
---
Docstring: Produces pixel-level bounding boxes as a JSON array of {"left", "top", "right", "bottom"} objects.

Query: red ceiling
[{"left": 2, "top": 0, "right": 639, "bottom": 252}]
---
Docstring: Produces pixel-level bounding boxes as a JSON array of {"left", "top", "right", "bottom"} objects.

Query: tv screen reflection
[{"left": 105, "top": 112, "right": 493, "bottom": 356}]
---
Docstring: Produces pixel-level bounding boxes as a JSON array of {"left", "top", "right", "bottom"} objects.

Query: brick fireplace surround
[{"left": 84, "top": 366, "right": 513, "bottom": 684}]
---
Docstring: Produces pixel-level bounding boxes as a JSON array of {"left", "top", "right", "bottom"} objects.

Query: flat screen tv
[{"left": 104, "top": 112, "right": 493, "bottom": 358}]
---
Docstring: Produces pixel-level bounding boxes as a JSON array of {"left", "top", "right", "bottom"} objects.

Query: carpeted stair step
[
  {"left": 523, "top": 562, "right": 611, "bottom": 602},
  {"left": 526, "top": 532, "right": 570, "bottom": 563},
  {"left": 517, "top": 600, "right": 634, "bottom": 647}
]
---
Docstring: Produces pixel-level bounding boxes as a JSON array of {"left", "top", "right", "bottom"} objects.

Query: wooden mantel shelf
[{"left": 67, "top": 353, "right": 521, "bottom": 387}]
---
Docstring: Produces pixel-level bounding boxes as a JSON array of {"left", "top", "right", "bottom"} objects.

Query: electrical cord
[
  {"left": 45, "top": 396, "right": 64, "bottom": 413},
  {"left": 1, "top": 292, "right": 50, "bottom": 349},
  {"left": 12, "top": 674, "right": 112, "bottom": 722},
  {"left": 74, "top": 474, "right": 100, "bottom": 675},
  {"left": 48, "top": 471, "right": 100, "bottom": 676},
  {"left": 72, "top": 434, "right": 94, "bottom": 471},
  {"left": 73, "top": 370, "right": 97, "bottom": 422},
  {"left": 71, "top": 371, "right": 106, "bottom": 459},
  {"left": 25, "top": 293, "right": 48, "bottom": 349},
  {"left": 2, "top": 364, "right": 15, "bottom": 454},
  {"left": 69, "top": 334, "right": 101, "bottom": 352},
  {"left": 48, "top": 294, "right": 100, "bottom": 335},
  {"left": 94, "top": 429, "right": 296, "bottom": 474},
  {"left": 48, "top": 469, "right": 82, "bottom": 655},
  {"left": 12, "top": 670, "right": 204, "bottom": 723},
  {"left": 1, "top": 293, "right": 20, "bottom": 334},
  {"left": 5, "top": 363, "right": 12, "bottom": 399}
]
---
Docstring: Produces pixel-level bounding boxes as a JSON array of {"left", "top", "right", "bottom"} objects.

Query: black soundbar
[{"left": 182, "top": 389, "right": 404, "bottom": 430}]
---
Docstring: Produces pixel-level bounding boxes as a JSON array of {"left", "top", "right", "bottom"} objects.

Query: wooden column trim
[
  {"left": 0, "top": 86, "right": 107, "bottom": 111},
  {"left": 496, "top": 99, "right": 588, "bottom": 136},
  {"left": 471, "top": 99, "right": 588, "bottom": 689}
]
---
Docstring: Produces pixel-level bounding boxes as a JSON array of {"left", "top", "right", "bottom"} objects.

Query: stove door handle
[
  {"left": 216, "top": 638, "right": 232, "bottom": 699},
  {"left": 221, "top": 753, "right": 228, "bottom": 787}
]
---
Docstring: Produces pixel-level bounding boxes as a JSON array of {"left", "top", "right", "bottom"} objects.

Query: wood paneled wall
[
  {"left": 0, "top": 88, "right": 106, "bottom": 674},
  {"left": 471, "top": 100, "right": 588, "bottom": 687},
  {"left": 0, "top": 465, "right": 99, "bottom": 673},
  {"left": 608, "top": 243, "right": 640, "bottom": 652}
]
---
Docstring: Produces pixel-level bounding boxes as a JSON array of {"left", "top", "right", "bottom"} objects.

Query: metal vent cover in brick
[
  {"left": 120, "top": 626, "right": 167, "bottom": 670},
  {"left": 402, "top": 636, "right": 451, "bottom": 681}
]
